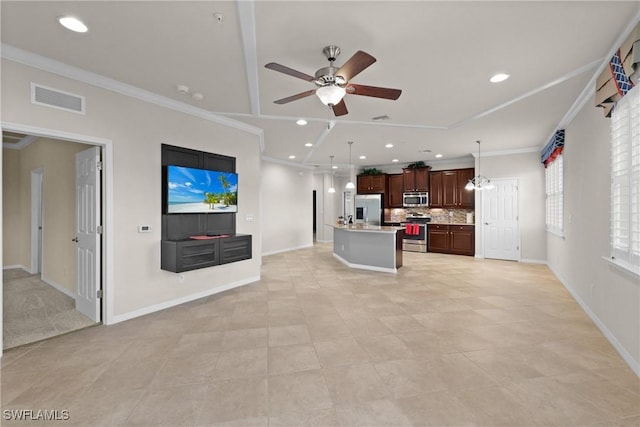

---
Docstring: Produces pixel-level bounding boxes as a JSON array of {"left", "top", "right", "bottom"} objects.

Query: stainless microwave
[{"left": 403, "top": 192, "right": 429, "bottom": 207}]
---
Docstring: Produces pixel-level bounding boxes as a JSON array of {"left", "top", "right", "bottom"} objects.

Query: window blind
[
  {"left": 545, "top": 155, "right": 563, "bottom": 234},
  {"left": 611, "top": 85, "right": 640, "bottom": 271}
]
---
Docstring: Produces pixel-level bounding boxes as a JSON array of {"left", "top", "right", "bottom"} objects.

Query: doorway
[{"left": 1, "top": 124, "right": 113, "bottom": 353}]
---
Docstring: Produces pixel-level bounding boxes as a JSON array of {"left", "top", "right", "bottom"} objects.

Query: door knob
[
  {"left": 484, "top": 222, "right": 489, "bottom": 225},
  {"left": 72, "top": 237, "right": 78, "bottom": 242}
]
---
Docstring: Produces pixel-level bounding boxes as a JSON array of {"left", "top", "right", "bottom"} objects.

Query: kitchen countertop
[
  {"left": 332, "top": 224, "right": 402, "bottom": 234},
  {"left": 428, "top": 222, "right": 475, "bottom": 226}
]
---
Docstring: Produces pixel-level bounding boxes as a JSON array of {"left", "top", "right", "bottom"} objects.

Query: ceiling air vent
[{"left": 31, "top": 83, "right": 85, "bottom": 114}]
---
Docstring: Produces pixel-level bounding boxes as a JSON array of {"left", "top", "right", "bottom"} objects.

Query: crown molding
[
  {"left": 1, "top": 44, "right": 263, "bottom": 137},
  {"left": 473, "top": 146, "right": 540, "bottom": 158},
  {"left": 261, "top": 155, "right": 317, "bottom": 170},
  {"left": 543, "top": 12, "right": 640, "bottom": 147},
  {"left": 2, "top": 134, "right": 38, "bottom": 150}
]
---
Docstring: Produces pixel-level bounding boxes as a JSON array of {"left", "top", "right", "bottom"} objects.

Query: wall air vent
[{"left": 31, "top": 83, "right": 85, "bottom": 114}]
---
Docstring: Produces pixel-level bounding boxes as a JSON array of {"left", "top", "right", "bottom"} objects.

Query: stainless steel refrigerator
[{"left": 354, "top": 194, "right": 383, "bottom": 226}]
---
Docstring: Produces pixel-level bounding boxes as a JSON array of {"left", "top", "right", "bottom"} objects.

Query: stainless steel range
[{"left": 402, "top": 215, "right": 431, "bottom": 253}]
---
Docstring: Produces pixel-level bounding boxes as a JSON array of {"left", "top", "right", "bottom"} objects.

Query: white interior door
[
  {"left": 482, "top": 178, "right": 520, "bottom": 261},
  {"left": 75, "top": 146, "right": 101, "bottom": 322},
  {"left": 30, "top": 168, "right": 43, "bottom": 274}
]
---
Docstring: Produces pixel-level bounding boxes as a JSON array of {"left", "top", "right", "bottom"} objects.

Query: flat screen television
[{"left": 166, "top": 165, "right": 238, "bottom": 214}]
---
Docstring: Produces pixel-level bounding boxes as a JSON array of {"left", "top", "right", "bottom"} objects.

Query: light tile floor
[{"left": 1, "top": 244, "right": 638, "bottom": 426}]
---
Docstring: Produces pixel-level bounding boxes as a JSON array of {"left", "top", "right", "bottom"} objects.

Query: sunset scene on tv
[{"left": 167, "top": 166, "right": 238, "bottom": 213}]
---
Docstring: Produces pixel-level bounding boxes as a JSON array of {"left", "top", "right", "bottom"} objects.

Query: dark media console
[
  {"left": 161, "top": 234, "right": 252, "bottom": 273},
  {"left": 160, "top": 144, "right": 252, "bottom": 273}
]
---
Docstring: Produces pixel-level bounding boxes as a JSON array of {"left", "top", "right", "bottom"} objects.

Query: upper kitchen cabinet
[
  {"left": 357, "top": 174, "right": 387, "bottom": 194},
  {"left": 387, "top": 174, "right": 404, "bottom": 207},
  {"left": 429, "top": 168, "right": 475, "bottom": 208},
  {"left": 402, "top": 167, "right": 431, "bottom": 192}
]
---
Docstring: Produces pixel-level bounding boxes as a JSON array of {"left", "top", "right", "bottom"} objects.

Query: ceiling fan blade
[
  {"left": 273, "top": 89, "right": 317, "bottom": 105},
  {"left": 332, "top": 99, "right": 348, "bottom": 116},
  {"left": 335, "top": 51, "right": 376, "bottom": 82},
  {"left": 345, "top": 84, "right": 402, "bottom": 100},
  {"left": 265, "top": 62, "right": 315, "bottom": 82}
]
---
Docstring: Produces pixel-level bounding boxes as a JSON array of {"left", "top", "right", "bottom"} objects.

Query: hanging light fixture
[
  {"left": 328, "top": 155, "right": 336, "bottom": 193},
  {"left": 345, "top": 141, "right": 355, "bottom": 189},
  {"left": 465, "top": 140, "right": 495, "bottom": 191}
]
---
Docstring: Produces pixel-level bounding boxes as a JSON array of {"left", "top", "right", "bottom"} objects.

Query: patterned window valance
[
  {"left": 541, "top": 130, "right": 565, "bottom": 167},
  {"left": 595, "top": 23, "right": 639, "bottom": 117}
]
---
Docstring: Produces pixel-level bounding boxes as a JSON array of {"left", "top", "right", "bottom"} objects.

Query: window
[
  {"left": 610, "top": 85, "right": 640, "bottom": 274},
  {"left": 545, "top": 154, "right": 563, "bottom": 235}
]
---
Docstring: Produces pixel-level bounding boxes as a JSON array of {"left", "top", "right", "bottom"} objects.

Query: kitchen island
[{"left": 332, "top": 224, "right": 403, "bottom": 273}]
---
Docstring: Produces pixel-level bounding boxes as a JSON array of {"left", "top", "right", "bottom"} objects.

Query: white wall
[
  {"left": 1, "top": 59, "right": 262, "bottom": 322},
  {"left": 547, "top": 96, "right": 639, "bottom": 374},
  {"left": 477, "top": 151, "right": 546, "bottom": 262},
  {"left": 261, "top": 160, "right": 313, "bottom": 255}
]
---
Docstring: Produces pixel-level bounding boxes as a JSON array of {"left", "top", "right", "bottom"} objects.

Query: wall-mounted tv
[{"left": 166, "top": 165, "right": 238, "bottom": 214}]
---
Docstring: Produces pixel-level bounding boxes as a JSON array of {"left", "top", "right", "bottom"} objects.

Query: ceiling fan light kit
[
  {"left": 316, "top": 85, "right": 346, "bottom": 106},
  {"left": 265, "top": 45, "right": 401, "bottom": 116}
]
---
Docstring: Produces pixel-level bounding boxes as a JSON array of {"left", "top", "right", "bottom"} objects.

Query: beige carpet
[{"left": 3, "top": 268, "right": 97, "bottom": 349}]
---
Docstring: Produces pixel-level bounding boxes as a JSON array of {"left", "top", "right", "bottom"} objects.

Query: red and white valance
[{"left": 595, "top": 22, "right": 639, "bottom": 117}]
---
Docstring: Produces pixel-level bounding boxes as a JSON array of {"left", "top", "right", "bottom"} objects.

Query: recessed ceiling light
[
  {"left": 359, "top": 155, "right": 366, "bottom": 160},
  {"left": 332, "top": 165, "right": 338, "bottom": 169},
  {"left": 304, "top": 142, "right": 313, "bottom": 147},
  {"left": 58, "top": 16, "right": 88, "bottom": 33},
  {"left": 296, "top": 119, "right": 307, "bottom": 126},
  {"left": 385, "top": 143, "right": 394, "bottom": 148},
  {"left": 490, "top": 73, "right": 510, "bottom": 83},
  {"left": 288, "top": 155, "right": 296, "bottom": 159},
  {"left": 435, "top": 154, "right": 443, "bottom": 158},
  {"left": 392, "top": 159, "right": 399, "bottom": 163}
]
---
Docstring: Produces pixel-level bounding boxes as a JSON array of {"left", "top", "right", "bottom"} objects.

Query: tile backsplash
[{"left": 385, "top": 208, "right": 474, "bottom": 224}]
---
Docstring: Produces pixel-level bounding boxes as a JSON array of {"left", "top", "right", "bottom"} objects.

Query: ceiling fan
[{"left": 265, "top": 45, "right": 402, "bottom": 116}]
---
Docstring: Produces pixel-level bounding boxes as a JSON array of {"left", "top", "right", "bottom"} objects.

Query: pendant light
[
  {"left": 328, "top": 155, "right": 336, "bottom": 193},
  {"left": 345, "top": 141, "right": 355, "bottom": 189},
  {"left": 465, "top": 140, "right": 495, "bottom": 191}
]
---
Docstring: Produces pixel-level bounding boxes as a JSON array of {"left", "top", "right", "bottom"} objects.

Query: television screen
[{"left": 167, "top": 165, "right": 238, "bottom": 214}]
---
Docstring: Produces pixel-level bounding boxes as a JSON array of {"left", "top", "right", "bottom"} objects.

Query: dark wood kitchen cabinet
[
  {"left": 427, "top": 224, "right": 474, "bottom": 256},
  {"left": 429, "top": 171, "right": 443, "bottom": 207},
  {"left": 357, "top": 174, "right": 387, "bottom": 194},
  {"left": 429, "top": 168, "right": 475, "bottom": 208},
  {"left": 402, "top": 167, "right": 430, "bottom": 192},
  {"left": 387, "top": 174, "right": 404, "bottom": 207}
]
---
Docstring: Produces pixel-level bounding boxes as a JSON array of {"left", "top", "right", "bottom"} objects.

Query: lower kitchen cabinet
[{"left": 427, "top": 224, "right": 474, "bottom": 256}]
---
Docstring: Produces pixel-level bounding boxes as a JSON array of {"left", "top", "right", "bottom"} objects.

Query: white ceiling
[{"left": 2, "top": 1, "right": 639, "bottom": 172}]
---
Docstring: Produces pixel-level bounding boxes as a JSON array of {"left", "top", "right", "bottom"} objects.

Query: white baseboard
[
  {"left": 332, "top": 253, "right": 397, "bottom": 274},
  {"left": 262, "top": 243, "right": 313, "bottom": 257},
  {"left": 547, "top": 263, "right": 640, "bottom": 377},
  {"left": 315, "top": 239, "right": 333, "bottom": 243},
  {"left": 40, "top": 275, "right": 77, "bottom": 300},
  {"left": 520, "top": 258, "right": 547, "bottom": 264},
  {"left": 111, "top": 275, "right": 261, "bottom": 324},
  {"left": 3, "top": 264, "right": 30, "bottom": 272}
]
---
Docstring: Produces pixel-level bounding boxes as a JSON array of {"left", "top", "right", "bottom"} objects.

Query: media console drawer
[{"left": 161, "top": 234, "right": 252, "bottom": 272}]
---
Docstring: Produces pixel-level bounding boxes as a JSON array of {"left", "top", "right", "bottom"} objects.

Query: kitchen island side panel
[{"left": 333, "top": 227, "right": 398, "bottom": 271}]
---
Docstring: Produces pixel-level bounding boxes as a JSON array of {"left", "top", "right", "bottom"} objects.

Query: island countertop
[{"left": 331, "top": 224, "right": 402, "bottom": 234}]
